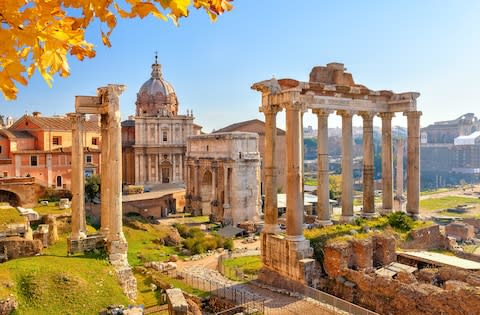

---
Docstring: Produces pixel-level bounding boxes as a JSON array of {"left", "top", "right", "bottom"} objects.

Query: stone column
[
  {"left": 360, "top": 112, "right": 375, "bottom": 216},
  {"left": 98, "top": 85, "right": 126, "bottom": 242},
  {"left": 155, "top": 154, "right": 159, "bottom": 183},
  {"left": 179, "top": 155, "right": 183, "bottom": 182},
  {"left": 395, "top": 138, "right": 405, "bottom": 211},
  {"left": 211, "top": 163, "right": 217, "bottom": 201},
  {"left": 173, "top": 155, "right": 177, "bottom": 183},
  {"left": 379, "top": 112, "right": 395, "bottom": 213},
  {"left": 338, "top": 110, "right": 354, "bottom": 222},
  {"left": 147, "top": 154, "right": 152, "bottom": 183},
  {"left": 68, "top": 113, "right": 87, "bottom": 240},
  {"left": 312, "top": 109, "right": 332, "bottom": 225},
  {"left": 194, "top": 161, "right": 200, "bottom": 198},
  {"left": 285, "top": 102, "right": 304, "bottom": 241},
  {"left": 223, "top": 165, "right": 230, "bottom": 207},
  {"left": 404, "top": 111, "right": 422, "bottom": 217},
  {"left": 134, "top": 154, "right": 139, "bottom": 184},
  {"left": 100, "top": 113, "right": 110, "bottom": 236},
  {"left": 261, "top": 105, "right": 281, "bottom": 234}
]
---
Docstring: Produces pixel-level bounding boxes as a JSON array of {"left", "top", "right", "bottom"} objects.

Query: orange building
[{"left": 0, "top": 113, "right": 101, "bottom": 190}]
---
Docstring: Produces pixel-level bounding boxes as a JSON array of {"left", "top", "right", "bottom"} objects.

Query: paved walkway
[{"left": 181, "top": 265, "right": 344, "bottom": 315}]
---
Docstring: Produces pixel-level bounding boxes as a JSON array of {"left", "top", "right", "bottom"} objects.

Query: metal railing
[
  {"left": 303, "top": 285, "right": 378, "bottom": 315},
  {"left": 167, "top": 269, "right": 265, "bottom": 314}
]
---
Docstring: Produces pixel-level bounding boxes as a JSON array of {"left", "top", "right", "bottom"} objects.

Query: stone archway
[
  {"left": 0, "top": 190, "right": 20, "bottom": 207},
  {"left": 200, "top": 170, "right": 212, "bottom": 215}
]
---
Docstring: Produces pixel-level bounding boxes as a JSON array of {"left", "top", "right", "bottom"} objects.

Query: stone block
[
  {"left": 445, "top": 222, "right": 474, "bottom": 241},
  {"left": 372, "top": 234, "right": 396, "bottom": 267},
  {"left": 0, "top": 237, "right": 42, "bottom": 260},
  {"left": 166, "top": 288, "right": 188, "bottom": 315},
  {"left": 351, "top": 238, "right": 373, "bottom": 270},
  {"left": 323, "top": 241, "right": 352, "bottom": 277}
]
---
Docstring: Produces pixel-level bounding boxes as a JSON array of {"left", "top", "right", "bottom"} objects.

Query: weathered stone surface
[
  {"left": 162, "top": 227, "right": 183, "bottom": 246},
  {"left": 444, "top": 280, "right": 470, "bottom": 291},
  {"left": 323, "top": 269, "right": 480, "bottom": 315},
  {"left": 351, "top": 238, "right": 373, "bottom": 270},
  {"left": 463, "top": 218, "right": 480, "bottom": 233},
  {"left": 166, "top": 288, "right": 188, "bottom": 315},
  {"left": 0, "top": 237, "right": 42, "bottom": 260},
  {"left": 323, "top": 240, "right": 352, "bottom": 277},
  {"left": 372, "top": 233, "right": 396, "bottom": 266},
  {"left": 45, "top": 215, "right": 58, "bottom": 244},
  {"left": 416, "top": 268, "right": 438, "bottom": 284},
  {"left": 445, "top": 222, "right": 474, "bottom": 241},
  {"left": 396, "top": 271, "right": 417, "bottom": 284},
  {"left": 206, "top": 296, "right": 236, "bottom": 313},
  {"left": 115, "top": 266, "right": 137, "bottom": 300},
  {"left": 402, "top": 225, "right": 446, "bottom": 250},
  {"left": 0, "top": 297, "right": 17, "bottom": 315}
]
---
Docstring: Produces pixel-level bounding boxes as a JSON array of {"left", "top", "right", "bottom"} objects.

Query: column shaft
[
  {"left": 360, "top": 112, "right": 375, "bottom": 215},
  {"left": 405, "top": 111, "right": 422, "bottom": 216},
  {"left": 313, "top": 109, "right": 331, "bottom": 223},
  {"left": 338, "top": 110, "right": 354, "bottom": 220},
  {"left": 262, "top": 106, "right": 281, "bottom": 233},
  {"left": 379, "top": 112, "right": 395, "bottom": 212},
  {"left": 68, "top": 113, "right": 86, "bottom": 240},
  {"left": 212, "top": 164, "right": 217, "bottom": 201},
  {"left": 100, "top": 114, "right": 110, "bottom": 236},
  {"left": 285, "top": 103, "right": 304, "bottom": 240}
]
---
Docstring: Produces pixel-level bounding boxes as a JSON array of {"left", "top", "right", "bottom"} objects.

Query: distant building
[
  {"left": 0, "top": 112, "right": 101, "bottom": 189},
  {"left": 421, "top": 113, "right": 480, "bottom": 188},
  {"left": 121, "top": 58, "right": 202, "bottom": 186},
  {"left": 214, "top": 119, "right": 286, "bottom": 193}
]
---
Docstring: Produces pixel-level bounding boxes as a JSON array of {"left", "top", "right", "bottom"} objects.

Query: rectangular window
[
  {"left": 91, "top": 137, "right": 99, "bottom": 145},
  {"left": 52, "top": 136, "right": 61, "bottom": 145},
  {"left": 85, "top": 155, "right": 92, "bottom": 163},
  {"left": 0, "top": 146, "right": 2, "bottom": 154},
  {"left": 163, "top": 131, "right": 168, "bottom": 142},
  {"left": 30, "top": 155, "right": 38, "bottom": 166}
]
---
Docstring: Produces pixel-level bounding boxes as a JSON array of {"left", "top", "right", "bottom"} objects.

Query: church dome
[
  {"left": 136, "top": 56, "right": 179, "bottom": 117},
  {"left": 138, "top": 63, "right": 175, "bottom": 96}
]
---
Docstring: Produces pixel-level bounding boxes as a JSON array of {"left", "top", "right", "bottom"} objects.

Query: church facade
[{"left": 122, "top": 58, "right": 202, "bottom": 186}]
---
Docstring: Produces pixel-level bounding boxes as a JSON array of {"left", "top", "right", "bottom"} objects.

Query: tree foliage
[
  {"left": 0, "top": 0, "right": 233, "bottom": 100},
  {"left": 85, "top": 174, "right": 100, "bottom": 203}
]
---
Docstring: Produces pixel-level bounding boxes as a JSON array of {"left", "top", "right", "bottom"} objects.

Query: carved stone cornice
[
  {"left": 260, "top": 104, "right": 282, "bottom": 115},
  {"left": 283, "top": 101, "right": 305, "bottom": 111},
  {"left": 67, "top": 113, "right": 85, "bottom": 129}
]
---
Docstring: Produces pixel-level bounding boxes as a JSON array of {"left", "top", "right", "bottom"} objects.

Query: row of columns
[
  {"left": 262, "top": 104, "right": 422, "bottom": 238},
  {"left": 134, "top": 153, "right": 184, "bottom": 184}
]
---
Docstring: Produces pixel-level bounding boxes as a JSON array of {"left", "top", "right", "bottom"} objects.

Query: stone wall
[
  {"left": 0, "top": 237, "right": 42, "bottom": 260},
  {"left": 259, "top": 233, "right": 317, "bottom": 288},
  {"left": 401, "top": 225, "right": 447, "bottom": 250},
  {"left": 445, "top": 222, "right": 474, "bottom": 241},
  {"left": 321, "top": 268, "right": 480, "bottom": 315}
]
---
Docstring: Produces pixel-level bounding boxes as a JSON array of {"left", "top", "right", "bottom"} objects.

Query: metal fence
[
  {"left": 303, "top": 285, "right": 378, "bottom": 315},
  {"left": 169, "top": 269, "right": 265, "bottom": 314},
  {"left": 217, "top": 250, "right": 261, "bottom": 282}
]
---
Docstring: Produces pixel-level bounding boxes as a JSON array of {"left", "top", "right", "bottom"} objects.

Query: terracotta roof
[
  {"left": 10, "top": 115, "right": 100, "bottom": 131},
  {"left": 214, "top": 119, "right": 286, "bottom": 135},
  {"left": 0, "top": 129, "right": 34, "bottom": 139}
]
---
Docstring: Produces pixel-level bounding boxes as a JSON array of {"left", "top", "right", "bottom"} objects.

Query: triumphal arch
[{"left": 252, "top": 63, "right": 421, "bottom": 287}]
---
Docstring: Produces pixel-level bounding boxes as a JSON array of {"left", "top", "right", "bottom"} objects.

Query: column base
[
  {"left": 262, "top": 223, "right": 281, "bottom": 234},
  {"left": 361, "top": 212, "right": 378, "bottom": 218},
  {"left": 285, "top": 234, "right": 306, "bottom": 242},
  {"left": 70, "top": 231, "right": 87, "bottom": 241},
  {"left": 314, "top": 219, "right": 333, "bottom": 226},
  {"left": 380, "top": 208, "right": 393, "bottom": 215},
  {"left": 340, "top": 215, "right": 355, "bottom": 223}
]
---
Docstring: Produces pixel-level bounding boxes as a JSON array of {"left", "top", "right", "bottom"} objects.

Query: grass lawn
[
  {"left": 0, "top": 206, "right": 24, "bottom": 228},
  {"left": 123, "top": 221, "right": 180, "bottom": 266},
  {"left": 420, "top": 188, "right": 451, "bottom": 196},
  {"left": 33, "top": 203, "right": 71, "bottom": 215},
  {"left": 419, "top": 196, "right": 480, "bottom": 212},
  {"left": 221, "top": 256, "right": 262, "bottom": 281},
  {"left": 0, "top": 254, "right": 128, "bottom": 314}
]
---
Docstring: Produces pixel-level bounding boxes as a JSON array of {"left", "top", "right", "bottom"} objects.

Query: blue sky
[{"left": 1, "top": 0, "right": 480, "bottom": 132}]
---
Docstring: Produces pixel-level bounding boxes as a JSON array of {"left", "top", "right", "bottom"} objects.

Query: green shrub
[
  {"left": 224, "top": 238, "right": 234, "bottom": 251},
  {"left": 387, "top": 212, "right": 414, "bottom": 232}
]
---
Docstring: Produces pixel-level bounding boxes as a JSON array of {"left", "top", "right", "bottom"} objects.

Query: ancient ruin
[
  {"left": 185, "top": 132, "right": 261, "bottom": 224},
  {"left": 68, "top": 84, "right": 137, "bottom": 299},
  {"left": 252, "top": 62, "right": 422, "bottom": 287}
]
